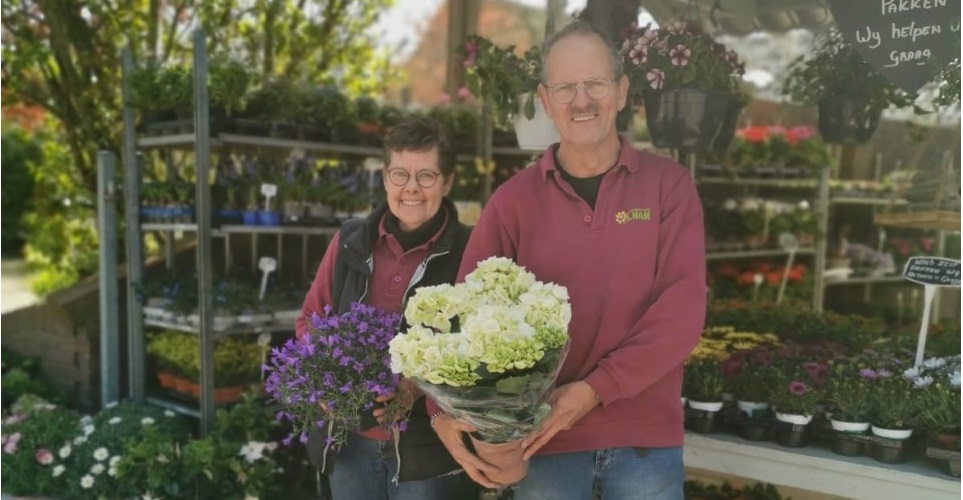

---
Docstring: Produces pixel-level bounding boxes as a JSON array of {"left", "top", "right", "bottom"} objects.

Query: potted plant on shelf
[
  {"left": 863, "top": 366, "right": 918, "bottom": 464},
  {"left": 462, "top": 35, "right": 557, "bottom": 150},
  {"left": 768, "top": 372, "right": 822, "bottom": 448},
  {"left": 209, "top": 57, "right": 252, "bottom": 121},
  {"left": 782, "top": 29, "right": 916, "bottom": 144},
  {"left": 683, "top": 357, "right": 726, "bottom": 434},
  {"left": 620, "top": 21, "right": 745, "bottom": 151},
  {"left": 907, "top": 358, "right": 961, "bottom": 449}
]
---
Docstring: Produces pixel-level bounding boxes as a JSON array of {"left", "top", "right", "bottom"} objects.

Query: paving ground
[{"left": 1, "top": 259, "right": 39, "bottom": 314}]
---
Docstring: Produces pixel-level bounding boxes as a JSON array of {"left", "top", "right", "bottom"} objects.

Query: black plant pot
[
  {"left": 689, "top": 411, "right": 720, "bottom": 434},
  {"left": 643, "top": 89, "right": 730, "bottom": 152},
  {"left": 833, "top": 433, "right": 865, "bottom": 457},
  {"left": 739, "top": 420, "right": 770, "bottom": 442},
  {"left": 774, "top": 424, "right": 808, "bottom": 448},
  {"left": 817, "top": 98, "right": 882, "bottom": 144},
  {"left": 872, "top": 437, "right": 909, "bottom": 464},
  {"left": 711, "top": 102, "right": 743, "bottom": 153}
]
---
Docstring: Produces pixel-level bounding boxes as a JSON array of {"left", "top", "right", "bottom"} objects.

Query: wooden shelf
[{"left": 874, "top": 211, "right": 961, "bottom": 231}]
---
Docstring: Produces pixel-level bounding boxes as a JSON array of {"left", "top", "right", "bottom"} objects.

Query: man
[{"left": 430, "top": 20, "right": 706, "bottom": 499}]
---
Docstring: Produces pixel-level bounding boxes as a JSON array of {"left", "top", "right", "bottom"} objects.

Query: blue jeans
[
  {"left": 509, "top": 447, "right": 683, "bottom": 500},
  {"left": 328, "top": 432, "right": 462, "bottom": 500}
]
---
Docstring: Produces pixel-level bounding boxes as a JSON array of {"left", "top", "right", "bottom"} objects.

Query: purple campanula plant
[{"left": 263, "top": 302, "right": 402, "bottom": 451}]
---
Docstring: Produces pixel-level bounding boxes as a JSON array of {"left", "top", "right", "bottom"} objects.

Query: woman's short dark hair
[{"left": 382, "top": 116, "right": 456, "bottom": 177}]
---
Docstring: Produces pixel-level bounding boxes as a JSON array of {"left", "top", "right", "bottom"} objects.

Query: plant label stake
[
  {"left": 257, "top": 333, "right": 272, "bottom": 382},
  {"left": 902, "top": 256, "right": 961, "bottom": 367},
  {"left": 752, "top": 273, "right": 764, "bottom": 302},
  {"left": 258, "top": 256, "right": 277, "bottom": 302},
  {"left": 776, "top": 233, "right": 799, "bottom": 305},
  {"left": 261, "top": 183, "right": 277, "bottom": 212}
]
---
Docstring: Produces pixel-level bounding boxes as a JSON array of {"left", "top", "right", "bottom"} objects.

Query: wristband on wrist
[{"left": 429, "top": 411, "right": 446, "bottom": 427}]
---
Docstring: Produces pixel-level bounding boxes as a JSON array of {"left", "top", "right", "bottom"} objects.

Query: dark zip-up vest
[{"left": 329, "top": 199, "right": 472, "bottom": 318}]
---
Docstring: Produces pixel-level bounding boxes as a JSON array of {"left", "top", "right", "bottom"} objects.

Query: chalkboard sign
[
  {"left": 902, "top": 256, "right": 961, "bottom": 287},
  {"left": 828, "top": 0, "right": 961, "bottom": 92}
]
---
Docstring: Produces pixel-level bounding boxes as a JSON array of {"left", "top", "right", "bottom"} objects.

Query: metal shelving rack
[{"left": 121, "top": 30, "right": 380, "bottom": 433}]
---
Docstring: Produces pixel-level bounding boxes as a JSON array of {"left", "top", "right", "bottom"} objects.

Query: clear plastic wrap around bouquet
[{"left": 389, "top": 257, "right": 571, "bottom": 444}]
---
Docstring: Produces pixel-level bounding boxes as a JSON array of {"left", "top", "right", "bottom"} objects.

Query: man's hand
[
  {"left": 373, "top": 379, "right": 422, "bottom": 423},
  {"left": 521, "top": 381, "right": 600, "bottom": 460},
  {"left": 432, "top": 414, "right": 503, "bottom": 489}
]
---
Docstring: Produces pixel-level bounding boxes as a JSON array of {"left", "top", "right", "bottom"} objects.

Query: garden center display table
[{"left": 684, "top": 433, "right": 960, "bottom": 499}]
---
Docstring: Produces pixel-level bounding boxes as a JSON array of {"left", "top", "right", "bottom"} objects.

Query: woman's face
[{"left": 383, "top": 147, "right": 453, "bottom": 232}]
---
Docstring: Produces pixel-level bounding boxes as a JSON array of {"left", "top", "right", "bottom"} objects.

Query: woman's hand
[
  {"left": 431, "top": 414, "right": 502, "bottom": 489},
  {"left": 373, "top": 379, "right": 422, "bottom": 422}
]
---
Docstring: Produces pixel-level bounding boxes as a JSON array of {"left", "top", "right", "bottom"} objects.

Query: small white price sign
[
  {"left": 260, "top": 183, "right": 278, "bottom": 197},
  {"left": 258, "top": 256, "right": 277, "bottom": 301}
]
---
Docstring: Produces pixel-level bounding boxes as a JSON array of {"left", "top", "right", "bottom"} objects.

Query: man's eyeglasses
[
  {"left": 543, "top": 78, "right": 616, "bottom": 104},
  {"left": 385, "top": 168, "right": 442, "bottom": 188}
]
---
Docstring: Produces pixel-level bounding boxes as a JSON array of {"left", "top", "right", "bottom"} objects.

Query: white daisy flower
[
  {"left": 53, "top": 465, "right": 66, "bottom": 477},
  {"left": 108, "top": 467, "right": 118, "bottom": 477},
  {"left": 913, "top": 375, "right": 934, "bottom": 388},
  {"left": 141, "top": 417, "right": 155, "bottom": 426},
  {"left": 108, "top": 417, "right": 122, "bottom": 425},
  {"left": 91, "top": 463, "right": 105, "bottom": 475},
  {"left": 81, "top": 474, "right": 95, "bottom": 489},
  {"left": 950, "top": 370, "right": 961, "bottom": 388},
  {"left": 73, "top": 435, "right": 88, "bottom": 445},
  {"left": 93, "top": 447, "right": 110, "bottom": 461},
  {"left": 903, "top": 367, "right": 920, "bottom": 379},
  {"left": 109, "top": 455, "right": 121, "bottom": 467},
  {"left": 58, "top": 444, "right": 72, "bottom": 459},
  {"left": 164, "top": 410, "right": 176, "bottom": 418},
  {"left": 83, "top": 424, "right": 96, "bottom": 436}
]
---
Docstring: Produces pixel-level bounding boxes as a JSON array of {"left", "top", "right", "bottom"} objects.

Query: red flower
[{"left": 739, "top": 126, "right": 769, "bottom": 143}]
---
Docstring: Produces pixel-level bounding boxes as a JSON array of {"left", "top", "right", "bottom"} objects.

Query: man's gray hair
[{"left": 540, "top": 20, "right": 624, "bottom": 83}]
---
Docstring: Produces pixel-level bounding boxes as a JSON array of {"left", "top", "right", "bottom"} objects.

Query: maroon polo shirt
[{"left": 450, "top": 138, "right": 706, "bottom": 454}]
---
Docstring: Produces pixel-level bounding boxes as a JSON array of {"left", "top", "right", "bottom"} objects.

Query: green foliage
[
  {"left": 683, "top": 358, "right": 725, "bottom": 401},
  {"left": 684, "top": 480, "right": 788, "bottom": 500},
  {"left": 0, "top": 401, "right": 81, "bottom": 497},
  {"left": 462, "top": 35, "right": 542, "bottom": 128},
  {"left": 783, "top": 29, "right": 916, "bottom": 111},
  {"left": 1, "top": 126, "right": 40, "bottom": 255},
  {"left": 147, "top": 331, "right": 264, "bottom": 385},
  {"left": 3, "top": 0, "right": 395, "bottom": 293},
  {"left": 209, "top": 58, "right": 253, "bottom": 116},
  {"left": 825, "top": 362, "right": 875, "bottom": 423}
]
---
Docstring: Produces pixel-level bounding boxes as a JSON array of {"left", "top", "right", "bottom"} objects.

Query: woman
[{"left": 296, "top": 116, "right": 472, "bottom": 500}]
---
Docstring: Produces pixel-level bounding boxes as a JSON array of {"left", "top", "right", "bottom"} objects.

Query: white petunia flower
[
  {"left": 81, "top": 474, "right": 95, "bottom": 489},
  {"left": 53, "top": 465, "right": 66, "bottom": 477},
  {"left": 91, "top": 463, "right": 105, "bottom": 475},
  {"left": 93, "top": 447, "right": 109, "bottom": 461}
]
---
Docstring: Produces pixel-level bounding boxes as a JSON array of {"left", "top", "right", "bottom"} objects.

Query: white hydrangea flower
[
  {"left": 93, "top": 447, "right": 109, "bottom": 461},
  {"left": 91, "top": 463, "right": 105, "bottom": 475},
  {"left": 52, "top": 465, "right": 66, "bottom": 477},
  {"left": 81, "top": 474, "right": 95, "bottom": 489}
]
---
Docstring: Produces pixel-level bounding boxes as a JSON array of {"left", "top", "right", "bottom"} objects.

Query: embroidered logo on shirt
[{"left": 615, "top": 208, "right": 651, "bottom": 224}]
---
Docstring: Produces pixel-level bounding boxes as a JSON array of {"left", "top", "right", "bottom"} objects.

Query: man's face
[{"left": 537, "top": 33, "right": 629, "bottom": 149}]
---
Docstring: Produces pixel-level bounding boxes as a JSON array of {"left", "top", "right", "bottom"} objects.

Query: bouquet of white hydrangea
[{"left": 389, "top": 257, "right": 571, "bottom": 444}]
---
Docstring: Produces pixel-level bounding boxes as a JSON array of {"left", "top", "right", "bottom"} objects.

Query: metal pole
[
  {"left": 97, "top": 151, "right": 120, "bottom": 407},
  {"left": 812, "top": 150, "right": 832, "bottom": 313},
  {"left": 193, "top": 28, "right": 216, "bottom": 434},
  {"left": 122, "top": 48, "right": 146, "bottom": 403}
]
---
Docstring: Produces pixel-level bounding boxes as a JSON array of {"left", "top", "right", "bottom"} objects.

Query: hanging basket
[
  {"left": 643, "top": 89, "right": 730, "bottom": 152},
  {"left": 817, "top": 98, "right": 881, "bottom": 144},
  {"left": 512, "top": 94, "right": 559, "bottom": 150},
  {"left": 711, "top": 102, "right": 743, "bottom": 153}
]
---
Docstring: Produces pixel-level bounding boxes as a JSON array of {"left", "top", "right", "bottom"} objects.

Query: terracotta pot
[
  {"left": 934, "top": 432, "right": 961, "bottom": 451},
  {"left": 173, "top": 377, "right": 194, "bottom": 395},
  {"left": 214, "top": 385, "right": 245, "bottom": 404},
  {"left": 156, "top": 372, "right": 177, "bottom": 389},
  {"left": 469, "top": 435, "right": 528, "bottom": 486}
]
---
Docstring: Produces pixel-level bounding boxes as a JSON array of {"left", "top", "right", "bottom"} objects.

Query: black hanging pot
[
  {"left": 817, "top": 98, "right": 882, "bottom": 144},
  {"left": 711, "top": 101, "right": 743, "bottom": 153},
  {"left": 643, "top": 89, "right": 731, "bottom": 152}
]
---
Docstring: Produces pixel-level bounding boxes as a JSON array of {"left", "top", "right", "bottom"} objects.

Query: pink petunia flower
[
  {"left": 646, "top": 69, "right": 664, "bottom": 90},
  {"left": 35, "top": 448, "right": 54, "bottom": 465},
  {"left": 3, "top": 432, "right": 21, "bottom": 454},
  {"left": 669, "top": 44, "right": 691, "bottom": 66}
]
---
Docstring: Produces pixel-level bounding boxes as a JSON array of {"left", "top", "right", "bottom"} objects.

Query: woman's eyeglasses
[
  {"left": 543, "top": 78, "right": 615, "bottom": 104},
  {"left": 385, "top": 168, "right": 442, "bottom": 188}
]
